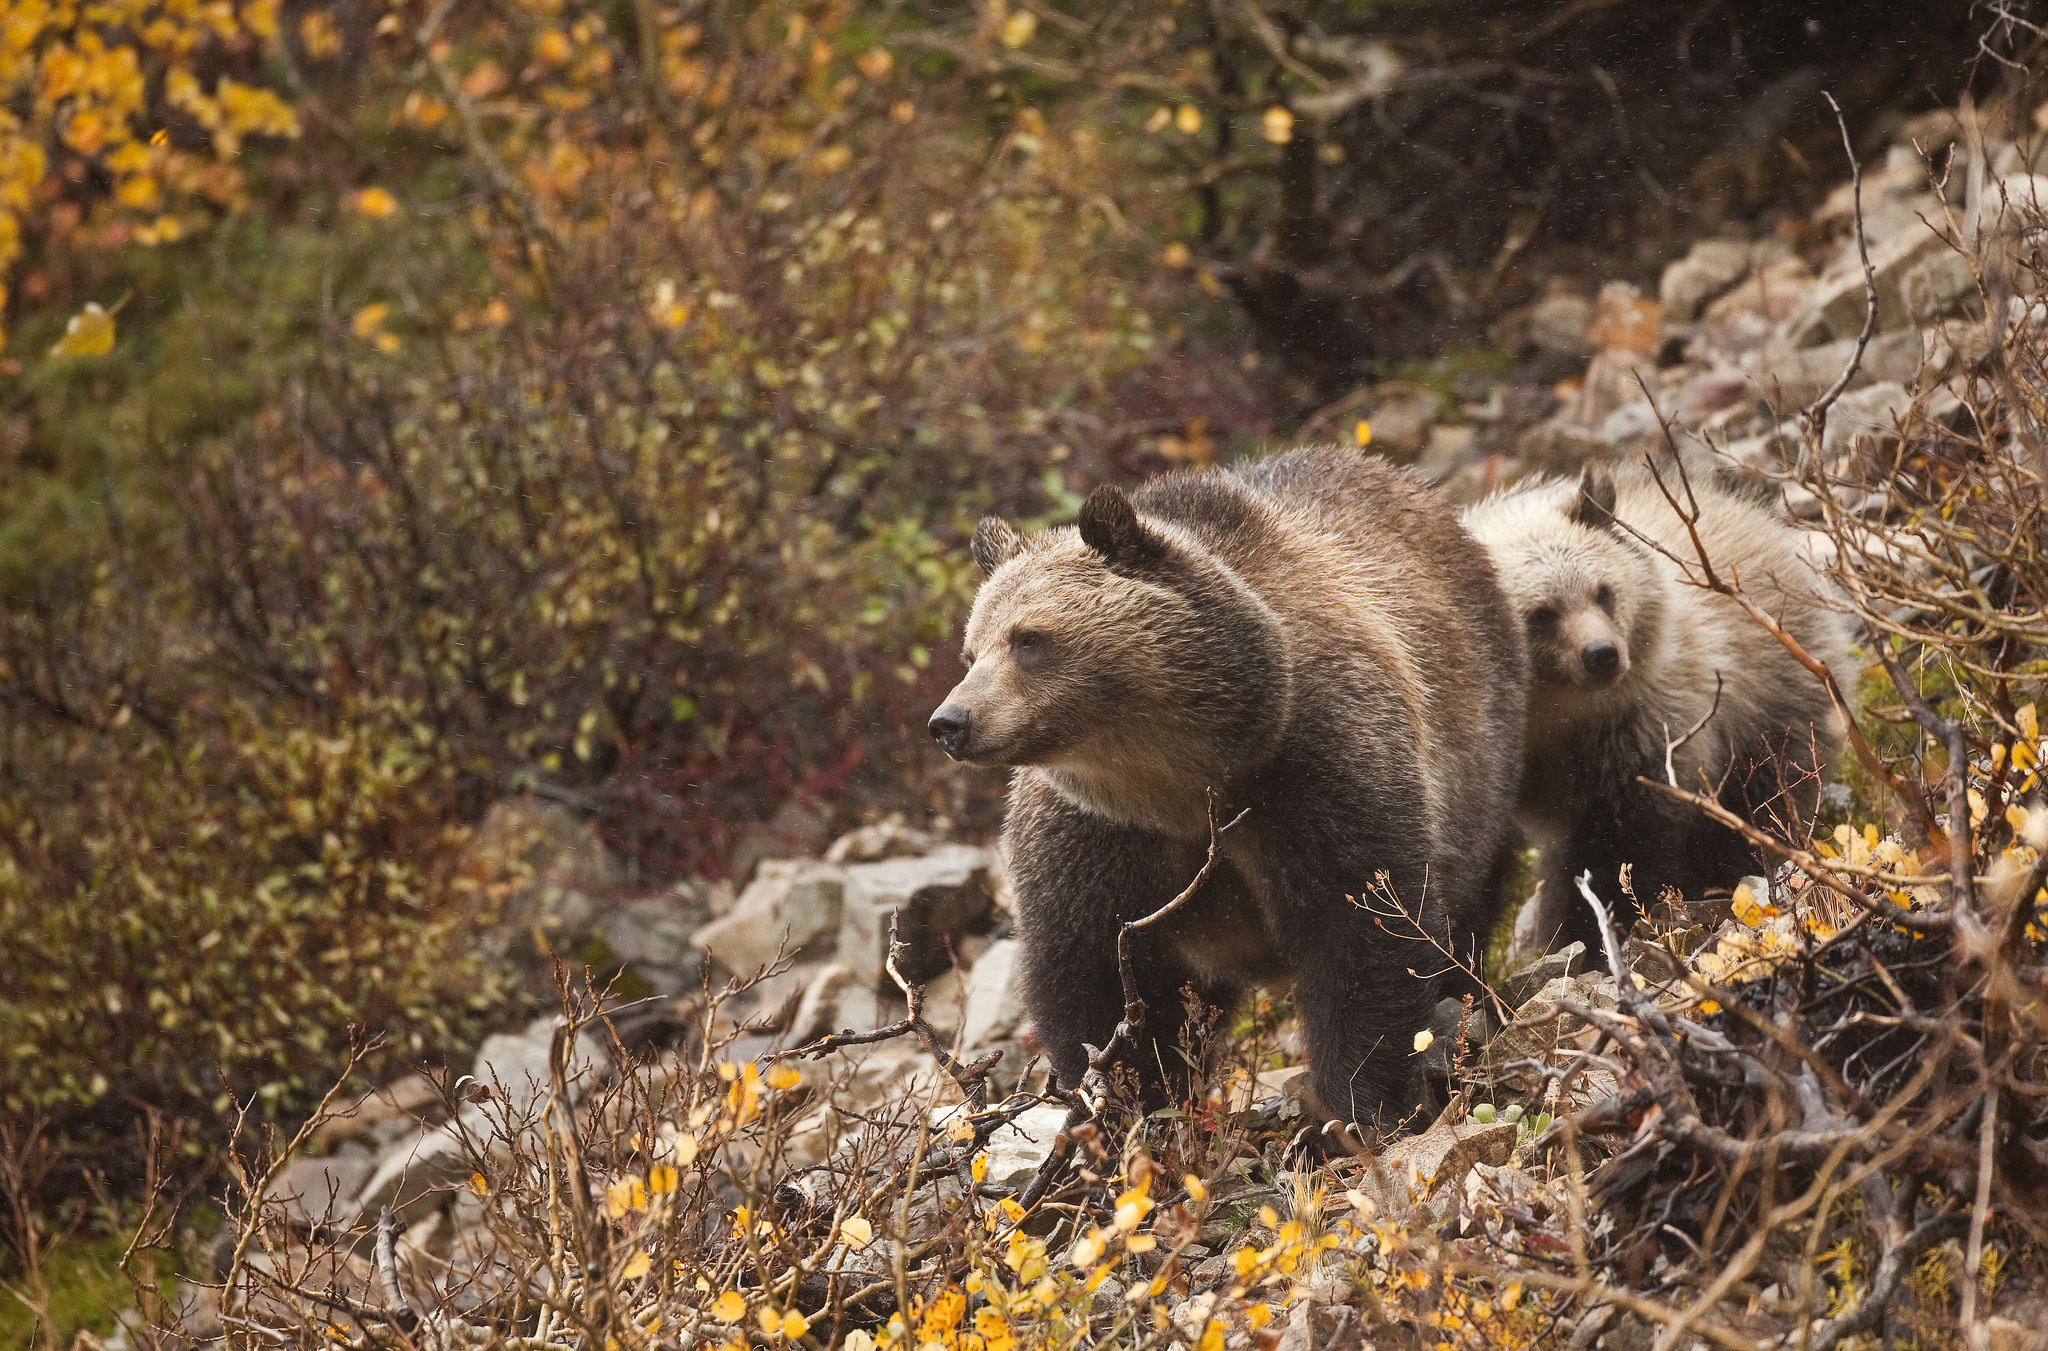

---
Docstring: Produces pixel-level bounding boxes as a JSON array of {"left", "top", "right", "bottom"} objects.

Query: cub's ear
[
  {"left": 1569, "top": 464, "right": 1618, "bottom": 529},
  {"left": 1077, "top": 485, "right": 1162, "bottom": 564},
  {"left": 972, "top": 517, "right": 1025, "bottom": 577}
]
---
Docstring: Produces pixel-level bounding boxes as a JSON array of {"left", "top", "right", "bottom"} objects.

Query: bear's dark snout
[
  {"left": 928, "top": 704, "right": 973, "bottom": 758},
  {"left": 1581, "top": 640, "right": 1621, "bottom": 680}
]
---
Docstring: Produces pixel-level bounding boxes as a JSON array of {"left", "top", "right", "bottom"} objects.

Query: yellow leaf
[
  {"left": 1233, "top": 1248, "right": 1260, "bottom": 1276},
  {"left": 2020, "top": 702, "right": 2039, "bottom": 745},
  {"left": 974, "top": 1309, "right": 1016, "bottom": 1351},
  {"left": 50, "top": 303, "right": 115, "bottom": 358},
  {"left": 766, "top": 1063, "right": 802, "bottom": 1090},
  {"left": 1161, "top": 242, "right": 1191, "bottom": 269},
  {"left": 1174, "top": 104, "right": 1201, "bottom": 135},
  {"left": 1698, "top": 1000, "right": 1720, "bottom": 1016},
  {"left": 781, "top": 1310, "right": 809, "bottom": 1339},
  {"left": 1262, "top": 106, "right": 1295, "bottom": 144},
  {"left": 1184, "top": 1174, "right": 1207, "bottom": 1202},
  {"left": 470, "top": 1172, "right": 488, "bottom": 1195},
  {"left": 373, "top": 331, "right": 401, "bottom": 354},
  {"left": 351, "top": 303, "right": 390, "bottom": 338},
  {"left": 918, "top": 1287, "right": 966, "bottom": 1341},
  {"left": 997, "top": 1198, "right": 1026, "bottom": 1223},
  {"left": 1412, "top": 1028, "right": 1433, "bottom": 1054},
  {"left": 1501, "top": 1284, "right": 1522, "bottom": 1311},
  {"left": 1197, "top": 1320, "right": 1224, "bottom": 1351},
  {"left": 1355, "top": 419, "right": 1373, "bottom": 446},
  {"left": 711, "top": 1291, "right": 746, "bottom": 1323},
  {"left": 971, "top": 1153, "right": 987, "bottom": 1184},
  {"left": 948, "top": 1117, "right": 976, "bottom": 1142},
  {"left": 757, "top": 1307, "right": 783, "bottom": 1337},
  {"left": 1126, "top": 1234, "right": 1156, "bottom": 1252},
  {"left": 1145, "top": 106, "right": 1171, "bottom": 134},
  {"left": 352, "top": 187, "right": 398, "bottom": 219},
  {"left": 1247, "top": 1305, "right": 1272, "bottom": 1329},
  {"left": 649, "top": 1164, "right": 679, "bottom": 1194},
  {"left": 839, "top": 1216, "right": 874, "bottom": 1248},
  {"left": 856, "top": 48, "right": 893, "bottom": 80},
  {"left": 622, "top": 1250, "right": 651, "bottom": 1280},
  {"left": 999, "top": 11, "right": 1037, "bottom": 47}
]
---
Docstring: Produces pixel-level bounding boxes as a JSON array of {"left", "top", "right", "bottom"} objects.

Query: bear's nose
[
  {"left": 928, "top": 704, "right": 973, "bottom": 758},
  {"left": 1581, "top": 640, "right": 1621, "bottom": 679}
]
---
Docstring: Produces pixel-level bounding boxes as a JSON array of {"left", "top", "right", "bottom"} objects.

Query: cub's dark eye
[
  {"left": 1011, "top": 630, "right": 1043, "bottom": 652},
  {"left": 1594, "top": 585, "right": 1615, "bottom": 612},
  {"left": 1528, "top": 607, "right": 1559, "bottom": 630},
  {"left": 961, "top": 650, "right": 977, "bottom": 666}
]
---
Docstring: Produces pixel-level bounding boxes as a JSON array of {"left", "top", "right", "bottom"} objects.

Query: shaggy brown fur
[
  {"left": 930, "top": 446, "right": 1528, "bottom": 1131},
  {"left": 1463, "top": 463, "right": 1856, "bottom": 954}
]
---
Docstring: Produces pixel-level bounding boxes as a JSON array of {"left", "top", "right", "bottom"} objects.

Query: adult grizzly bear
[
  {"left": 1463, "top": 463, "right": 1855, "bottom": 955},
  {"left": 928, "top": 446, "right": 1528, "bottom": 1132}
]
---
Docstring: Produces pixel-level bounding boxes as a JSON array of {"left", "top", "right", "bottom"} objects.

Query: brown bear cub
[
  {"left": 1462, "top": 463, "right": 1855, "bottom": 955},
  {"left": 929, "top": 446, "right": 1528, "bottom": 1132}
]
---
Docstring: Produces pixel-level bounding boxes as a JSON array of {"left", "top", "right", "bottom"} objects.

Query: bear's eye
[
  {"left": 1594, "top": 585, "right": 1615, "bottom": 612},
  {"left": 1011, "top": 630, "right": 1043, "bottom": 652},
  {"left": 1528, "top": 607, "right": 1559, "bottom": 631}
]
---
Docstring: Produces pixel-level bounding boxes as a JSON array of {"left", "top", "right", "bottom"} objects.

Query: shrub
[{"left": 1, "top": 0, "right": 1172, "bottom": 1142}]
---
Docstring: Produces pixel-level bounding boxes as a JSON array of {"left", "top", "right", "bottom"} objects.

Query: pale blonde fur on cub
[{"left": 1463, "top": 462, "right": 1856, "bottom": 954}]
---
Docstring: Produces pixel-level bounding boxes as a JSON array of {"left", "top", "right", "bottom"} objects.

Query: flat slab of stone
[{"left": 839, "top": 844, "right": 995, "bottom": 987}]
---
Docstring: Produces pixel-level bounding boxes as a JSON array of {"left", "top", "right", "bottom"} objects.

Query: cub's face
[
  {"left": 1512, "top": 553, "right": 1633, "bottom": 690},
  {"left": 929, "top": 496, "right": 1180, "bottom": 768},
  {"left": 1467, "top": 466, "right": 1655, "bottom": 695}
]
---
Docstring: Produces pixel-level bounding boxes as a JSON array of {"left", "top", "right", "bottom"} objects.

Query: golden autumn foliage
[{"left": 0, "top": 0, "right": 300, "bottom": 348}]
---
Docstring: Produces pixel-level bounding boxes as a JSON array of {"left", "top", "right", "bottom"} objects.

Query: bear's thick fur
[
  {"left": 1462, "top": 463, "right": 1856, "bottom": 953},
  {"left": 929, "top": 446, "right": 1528, "bottom": 1130}
]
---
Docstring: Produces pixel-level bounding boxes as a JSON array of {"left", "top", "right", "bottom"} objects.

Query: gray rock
[
  {"left": 1822, "top": 381, "right": 1911, "bottom": 459},
  {"left": 692, "top": 859, "right": 845, "bottom": 976},
  {"left": 983, "top": 1103, "right": 1070, "bottom": 1190},
  {"left": 959, "top": 938, "right": 1030, "bottom": 1049},
  {"left": 839, "top": 844, "right": 996, "bottom": 987},
  {"left": 1659, "top": 239, "right": 1753, "bottom": 326},
  {"left": 471, "top": 1014, "right": 611, "bottom": 1120},
  {"left": 1499, "top": 941, "right": 1588, "bottom": 1008},
  {"left": 1599, "top": 401, "right": 1665, "bottom": 457},
  {"left": 598, "top": 894, "right": 705, "bottom": 994},
  {"left": 1786, "top": 220, "right": 1971, "bottom": 348},
  {"left": 787, "top": 962, "right": 863, "bottom": 1043},
  {"left": 467, "top": 798, "right": 619, "bottom": 979},
  {"left": 350, "top": 1123, "right": 471, "bottom": 1231},
  {"left": 1528, "top": 284, "right": 1594, "bottom": 360},
  {"left": 1362, "top": 390, "right": 1440, "bottom": 462},
  {"left": 729, "top": 795, "right": 834, "bottom": 882},
  {"left": 920, "top": 966, "right": 970, "bottom": 1038},
  {"left": 311, "top": 1072, "right": 443, "bottom": 1152},
  {"left": 264, "top": 1152, "right": 373, "bottom": 1229},
  {"left": 824, "top": 819, "right": 939, "bottom": 864}
]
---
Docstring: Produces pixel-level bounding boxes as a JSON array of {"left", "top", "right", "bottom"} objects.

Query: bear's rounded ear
[
  {"left": 1569, "top": 465, "right": 1618, "bottom": 529},
  {"left": 1078, "top": 485, "right": 1160, "bottom": 563},
  {"left": 972, "top": 517, "right": 1024, "bottom": 577}
]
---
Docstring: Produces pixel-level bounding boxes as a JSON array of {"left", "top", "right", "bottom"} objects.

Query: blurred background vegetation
[{"left": 0, "top": 0, "right": 2000, "bottom": 1213}]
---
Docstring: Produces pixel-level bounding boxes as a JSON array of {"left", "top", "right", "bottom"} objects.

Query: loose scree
[{"left": 930, "top": 446, "right": 1529, "bottom": 1131}]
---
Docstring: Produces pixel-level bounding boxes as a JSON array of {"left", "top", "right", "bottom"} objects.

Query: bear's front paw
[{"left": 1288, "top": 1117, "right": 1369, "bottom": 1163}]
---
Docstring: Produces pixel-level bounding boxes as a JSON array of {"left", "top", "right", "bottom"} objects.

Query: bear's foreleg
[{"left": 1004, "top": 781, "right": 1219, "bottom": 1108}]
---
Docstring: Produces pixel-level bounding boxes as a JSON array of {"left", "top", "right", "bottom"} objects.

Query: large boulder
[
  {"left": 1658, "top": 239, "right": 1754, "bottom": 327},
  {"left": 959, "top": 939, "right": 1030, "bottom": 1049},
  {"left": 1784, "top": 220, "right": 1974, "bottom": 348},
  {"left": 839, "top": 845, "right": 997, "bottom": 988},
  {"left": 264, "top": 1151, "right": 374, "bottom": 1229},
  {"left": 692, "top": 860, "right": 846, "bottom": 976},
  {"left": 597, "top": 891, "right": 706, "bottom": 995},
  {"left": 464, "top": 798, "right": 619, "bottom": 980}
]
